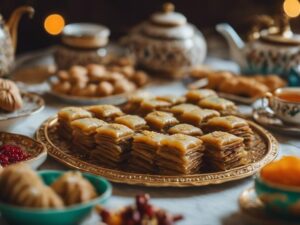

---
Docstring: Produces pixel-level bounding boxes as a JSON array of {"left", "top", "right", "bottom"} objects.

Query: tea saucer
[
  {"left": 239, "top": 187, "right": 299, "bottom": 225},
  {"left": 252, "top": 98, "right": 300, "bottom": 136}
]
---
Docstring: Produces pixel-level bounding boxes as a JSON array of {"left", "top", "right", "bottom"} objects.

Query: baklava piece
[
  {"left": 200, "top": 131, "right": 248, "bottom": 171},
  {"left": 114, "top": 115, "right": 147, "bottom": 131},
  {"left": 185, "top": 89, "right": 217, "bottom": 103},
  {"left": 58, "top": 107, "right": 92, "bottom": 140},
  {"left": 203, "top": 116, "right": 255, "bottom": 148},
  {"left": 168, "top": 124, "right": 203, "bottom": 137},
  {"left": 139, "top": 99, "right": 171, "bottom": 115},
  {"left": 157, "top": 134, "right": 205, "bottom": 175},
  {"left": 169, "top": 103, "right": 200, "bottom": 116},
  {"left": 71, "top": 118, "right": 107, "bottom": 153},
  {"left": 145, "top": 111, "right": 179, "bottom": 132},
  {"left": 130, "top": 131, "right": 167, "bottom": 173},
  {"left": 92, "top": 123, "right": 134, "bottom": 168},
  {"left": 179, "top": 108, "right": 220, "bottom": 127},
  {"left": 87, "top": 105, "right": 123, "bottom": 122},
  {"left": 156, "top": 95, "right": 186, "bottom": 105},
  {"left": 198, "top": 96, "right": 237, "bottom": 115},
  {"left": 122, "top": 92, "right": 153, "bottom": 114}
]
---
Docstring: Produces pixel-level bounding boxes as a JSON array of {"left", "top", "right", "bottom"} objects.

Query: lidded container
[
  {"left": 123, "top": 3, "right": 207, "bottom": 78},
  {"left": 55, "top": 23, "right": 122, "bottom": 69}
]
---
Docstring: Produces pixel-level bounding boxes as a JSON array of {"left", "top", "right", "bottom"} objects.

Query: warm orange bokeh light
[
  {"left": 283, "top": 0, "right": 300, "bottom": 18},
  {"left": 44, "top": 14, "right": 65, "bottom": 35}
]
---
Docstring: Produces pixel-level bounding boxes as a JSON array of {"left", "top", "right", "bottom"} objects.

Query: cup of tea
[{"left": 266, "top": 87, "right": 300, "bottom": 125}]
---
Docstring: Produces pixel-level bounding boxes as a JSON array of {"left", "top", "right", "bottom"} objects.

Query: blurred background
[{"left": 0, "top": 0, "right": 295, "bottom": 57}]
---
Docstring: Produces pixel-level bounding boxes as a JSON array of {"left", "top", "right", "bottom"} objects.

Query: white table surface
[{"left": 1, "top": 55, "right": 300, "bottom": 225}]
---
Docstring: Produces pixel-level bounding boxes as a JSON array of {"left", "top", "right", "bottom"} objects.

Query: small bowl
[
  {"left": 0, "top": 170, "right": 112, "bottom": 225},
  {"left": 255, "top": 174, "right": 300, "bottom": 218}
]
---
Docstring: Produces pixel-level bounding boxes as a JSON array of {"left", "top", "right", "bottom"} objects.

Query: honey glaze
[{"left": 277, "top": 91, "right": 300, "bottom": 103}]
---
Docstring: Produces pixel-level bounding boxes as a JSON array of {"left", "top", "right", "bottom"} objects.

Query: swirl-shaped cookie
[
  {"left": 51, "top": 171, "right": 97, "bottom": 205},
  {"left": 0, "top": 78, "right": 23, "bottom": 112}
]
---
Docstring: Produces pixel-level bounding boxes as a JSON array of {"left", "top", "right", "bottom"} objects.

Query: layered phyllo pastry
[
  {"left": 168, "top": 124, "right": 203, "bottom": 137},
  {"left": 200, "top": 131, "right": 248, "bottom": 171},
  {"left": 169, "top": 103, "right": 201, "bottom": 116},
  {"left": 179, "top": 108, "right": 220, "bottom": 127},
  {"left": 198, "top": 96, "right": 237, "bottom": 115},
  {"left": 203, "top": 116, "right": 254, "bottom": 148},
  {"left": 157, "top": 134, "right": 204, "bottom": 175},
  {"left": 122, "top": 92, "right": 153, "bottom": 114},
  {"left": 115, "top": 115, "right": 147, "bottom": 131},
  {"left": 87, "top": 105, "right": 123, "bottom": 121},
  {"left": 156, "top": 95, "right": 186, "bottom": 105},
  {"left": 145, "top": 111, "right": 179, "bottom": 132},
  {"left": 139, "top": 99, "right": 171, "bottom": 115},
  {"left": 130, "top": 131, "right": 167, "bottom": 173},
  {"left": 185, "top": 89, "right": 217, "bottom": 103},
  {"left": 58, "top": 107, "right": 92, "bottom": 140},
  {"left": 71, "top": 118, "right": 107, "bottom": 153},
  {"left": 92, "top": 123, "right": 134, "bottom": 168}
]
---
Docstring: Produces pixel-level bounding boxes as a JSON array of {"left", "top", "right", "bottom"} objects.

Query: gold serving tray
[{"left": 36, "top": 117, "right": 279, "bottom": 187}]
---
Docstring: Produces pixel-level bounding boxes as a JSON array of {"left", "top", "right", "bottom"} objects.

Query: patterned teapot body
[
  {"left": 216, "top": 16, "right": 300, "bottom": 76},
  {"left": 123, "top": 3, "right": 207, "bottom": 78},
  {"left": 0, "top": 6, "right": 34, "bottom": 77}
]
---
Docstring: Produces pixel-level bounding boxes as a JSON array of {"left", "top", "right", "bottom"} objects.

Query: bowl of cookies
[
  {"left": 0, "top": 164, "right": 112, "bottom": 225},
  {"left": 49, "top": 58, "right": 149, "bottom": 105}
]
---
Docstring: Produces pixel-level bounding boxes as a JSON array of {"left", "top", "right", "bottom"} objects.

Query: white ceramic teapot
[{"left": 216, "top": 15, "right": 300, "bottom": 76}]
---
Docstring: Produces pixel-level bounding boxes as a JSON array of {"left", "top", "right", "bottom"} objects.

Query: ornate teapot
[
  {"left": 216, "top": 15, "right": 300, "bottom": 76},
  {"left": 123, "top": 3, "right": 207, "bottom": 78},
  {"left": 0, "top": 6, "right": 34, "bottom": 76}
]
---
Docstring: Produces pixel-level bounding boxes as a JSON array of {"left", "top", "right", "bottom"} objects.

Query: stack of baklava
[
  {"left": 203, "top": 116, "right": 255, "bottom": 148},
  {"left": 157, "top": 134, "right": 204, "bottom": 175},
  {"left": 92, "top": 123, "right": 134, "bottom": 168},
  {"left": 71, "top": 118, "right": 107, "bottom": 153},
  {"left": 201, "top": 131, "right": 248, "bottom": 171},
  {"left": 57, "top": 107, "right": 92, "bottom": 140},
  {"left": 130, "top": 131, "right": 166, "bottom": 173},
  {"left": 87, "top": 105, "right": 123, "bottom": 122}
]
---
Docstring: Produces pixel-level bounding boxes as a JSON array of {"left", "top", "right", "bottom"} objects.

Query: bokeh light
[
  {"left": 44, "top": 14, "right": 65, "bottom": 35},
  {"left": 283, "top": 0, "right": 300, "bottom": 18}
]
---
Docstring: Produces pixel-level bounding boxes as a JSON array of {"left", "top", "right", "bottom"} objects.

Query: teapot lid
[
  {"left": 258, "top": 16, "right": 300, "bottom": 45},
  {"left": 62, "top": 23, "right": 110, "bottom": 48},
  {"left": 142, "top": 3, "right": 194, "bottom": 39}
]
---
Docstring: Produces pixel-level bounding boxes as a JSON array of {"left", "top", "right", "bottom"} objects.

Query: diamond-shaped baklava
[
  {"left": 179, "top": 108, "right": 220, "bottom": 126},
  {"left": 87, "top": 105, "right": 123, "bottom": 121},
  {"left": 114, "top": 115, "right": 147, "bottom": 131},
  {"left": 198, "top": 96, "right": 237, "bottom": 115},
  {"left": 145, "top": 111, "right": 179, "bottom": 131},
  {"left": 168, "top": 124, "right": 203, "bottom": 137},
  {"left": 169, "top": 103, "right": 201, "bottom": 116},
  {"left": 185, "top": 89, "right": 217, "bottom": 103}
]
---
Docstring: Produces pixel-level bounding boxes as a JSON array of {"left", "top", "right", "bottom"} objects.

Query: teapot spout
[
  {"left": 216, "top": 23, "right": 245, "bottom": 67},
  {"left": 7, "top": 6, "right": 34, "bottom": 53}
]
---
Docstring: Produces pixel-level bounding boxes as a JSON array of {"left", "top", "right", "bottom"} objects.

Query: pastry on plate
[
  {"left": 198, "top": 96, "right": 237, "bottom": 115},
  {"left": 114, "top": 115, "right": 147, "bottom": 131},
  {"left": 51, "top": 171, "right": 97, "bottom": 206},
  {"left": 0, "top": 78, "right": 23, "bottom": 112},
  {"left": 92, "top": 123, "right": 134, "bottom": 167},
  {"left": 87, "top": 105, "right": 123, "bottom": 122},
  {"left": 203, "top": 116, "right": 254, "bottom": 147},
  {"left": 200, "top": 131, "right": 248, "bottom": 171},
  {"left": 71, "top": 118, "right": 107, "bottom": 153},
  {"left": 145, "top": 111, "right": 179, "bottom": 132},
  {"left": 168, "top": 123, "right": 203, "bottom": 137},
  {"left": 156, "top": 95, "right": 186, "bottom": 105},
  {"left": 130, "top": 131, "right": 167, "bottom": 173},
  {"left": 179, "top": 108, "right": 220, "bottom": 127},
  {"left": 57, "top": 107, "right": 92, "bottom": 140},
  {"left": 139, "top": 99, "right": 171, "bottom": 115},
  {"left": 157, "top": 134, "right": 204, "bottom": 175}
]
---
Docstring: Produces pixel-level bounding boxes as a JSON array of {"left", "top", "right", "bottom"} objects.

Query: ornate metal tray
[{"left": 36, "top": 117, "right": 278, "bottom": 187}]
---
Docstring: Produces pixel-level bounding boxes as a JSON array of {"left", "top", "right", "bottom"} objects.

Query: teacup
[{"left": 266, "top": 87, "right": 300, "bottom": 125}]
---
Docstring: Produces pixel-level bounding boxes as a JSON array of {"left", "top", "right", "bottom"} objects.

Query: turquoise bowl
[
  {"left": 255, "top": 175, "right": 300, "bottom": 219},
  {"left": 0, "top": 170, "right": 112, "bottom": 225}
]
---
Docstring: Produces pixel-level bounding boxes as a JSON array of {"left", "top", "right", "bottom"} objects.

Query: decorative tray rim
[{"left": 36, "top": 116, "right": 279, "bottom": 187}]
